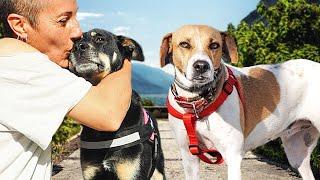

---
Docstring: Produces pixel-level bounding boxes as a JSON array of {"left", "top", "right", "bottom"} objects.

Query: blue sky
[{"left": 77, "top": 0, "right": 260, "bottom": 68}]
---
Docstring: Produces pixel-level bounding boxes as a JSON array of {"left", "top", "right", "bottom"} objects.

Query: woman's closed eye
[{"left": 57, "top": 16, "right": 70, "bottom": 26}]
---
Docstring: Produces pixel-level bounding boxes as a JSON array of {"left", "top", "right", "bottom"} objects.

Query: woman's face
[{"left": 26, "top": 0, "right": 82, "bottom": 68}]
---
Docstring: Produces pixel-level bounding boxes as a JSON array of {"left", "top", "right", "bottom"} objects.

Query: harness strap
[
  {"left": 81, "top": 108, "right": 155, "bottom": 151},
  {"left": 80, "top": 132, "right": 141, "bottom": 149},
  {"left": 183, "top": 114, "right": 223, "bottom": 164},
  {"left": 199, "top": 67, "right": 240, "bottom": 117},
  {"left": 143, "top": 108, "right": 155, "bottom": 141}
]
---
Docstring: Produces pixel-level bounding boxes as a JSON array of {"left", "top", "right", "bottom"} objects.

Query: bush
[
  {"left": 141, "top": 98, "right": 155, "bottom": 106},
  {"left": 0, "top": 22, "right": 3, "bottom": 38},
  {"left": 52, "top": 117, "right": 81, "bottom": 159}
]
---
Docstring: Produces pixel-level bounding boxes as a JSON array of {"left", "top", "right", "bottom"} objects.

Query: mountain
[
  {"left": 132, "top": 62, "right": 174, "bottom": 105},
  {"left": 243, "top": 0, "right": 320, "bottom": 25},
  {"left": 243, "top": 0, "right": 276, "bottom": 25}
]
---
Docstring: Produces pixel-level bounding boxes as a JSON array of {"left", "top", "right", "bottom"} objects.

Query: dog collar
[
  {"left": 171, "top": 84, "right": 216, "bottom": 117},
  {"left": 167, "top": 67, "right": 242, "bottom": 164},
  {"left": 80, "top": 108, "right": 156, "bottom": 150}
]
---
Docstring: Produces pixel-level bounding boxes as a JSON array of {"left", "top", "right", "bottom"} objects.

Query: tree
[{"left": 228, "top": 0, "right": 320, "bottom": 67}]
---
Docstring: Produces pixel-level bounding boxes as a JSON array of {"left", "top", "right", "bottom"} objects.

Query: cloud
[
  {"left": 112, "top": 26, "right": 131, "bottom": 36},
  {"left": 112, "top": 11, "right": 126, "bottom": 16},
  {"left": 77, "top": 12, "right": 104, "bottom": 21}
]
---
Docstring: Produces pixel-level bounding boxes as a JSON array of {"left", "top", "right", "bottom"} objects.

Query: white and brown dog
[{"left": 160, "top": 25, "right": 320, "bottom": 180}]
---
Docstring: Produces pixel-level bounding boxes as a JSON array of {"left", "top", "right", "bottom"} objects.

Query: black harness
[{"left": 80, "top": 108, "right": 158, "bottom": 158}]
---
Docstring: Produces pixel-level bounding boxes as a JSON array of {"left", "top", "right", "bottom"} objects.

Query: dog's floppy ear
[
  {"left": 160, "top": 33, "right": 173, "bottom": 67},
  {"left": 220, "top": 32, "right": 238, "bottom": 64},
  {"left": 117, "top": 35, "right": 144, "bottom": 61}
]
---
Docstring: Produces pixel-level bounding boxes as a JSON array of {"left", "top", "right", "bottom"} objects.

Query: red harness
[{"left": 167, "top": 67, "right": 242, "bottom": 164}]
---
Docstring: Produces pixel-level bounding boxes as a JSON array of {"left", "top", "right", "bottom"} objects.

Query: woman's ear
[{"left": 7, "top": 13, "right": 29, "bottom": 39}]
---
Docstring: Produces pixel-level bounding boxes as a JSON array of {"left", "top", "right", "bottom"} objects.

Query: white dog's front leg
[
  {"left": 180, "top": 148, "right": 200, "bottom": 180},
  {"left": 169, "top": 115, "right": 200, "bottom": 180},
  {"left": 225, "top": 150, "right": 243, "bottom": 180}
]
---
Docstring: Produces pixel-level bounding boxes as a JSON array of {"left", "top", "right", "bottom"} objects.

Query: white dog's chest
[
  {"left": 194, "top": 118, "right": 219, "bottom": 149},
  {"left": 169, "top": 104, "right": 244, "bottom": 153}
]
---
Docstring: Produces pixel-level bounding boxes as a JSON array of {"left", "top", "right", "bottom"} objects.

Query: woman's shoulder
[{"left": 0, "top": 38, "right": 39, "bottom": 55}]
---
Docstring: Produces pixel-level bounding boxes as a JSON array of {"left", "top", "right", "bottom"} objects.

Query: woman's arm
[
  {"left": 68, "top": 60, "right": 132, "bottom": 132},
  {"left": 0, "top": 38, "right": 132, "bottom": 132}
]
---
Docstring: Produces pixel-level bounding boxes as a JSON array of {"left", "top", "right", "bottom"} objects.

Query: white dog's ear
[
  {"left": 160, "top": 33, "right": 173, "bottom": 67},
  {"left": 220, "top": 32, "right": 238, "bottom": 64}
]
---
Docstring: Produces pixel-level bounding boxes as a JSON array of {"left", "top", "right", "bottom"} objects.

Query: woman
[{"left": 0, "top": 0, "right": 132, "bottom": 179}]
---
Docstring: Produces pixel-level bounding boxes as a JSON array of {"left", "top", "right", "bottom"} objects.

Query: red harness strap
[{"left": 167, "top": 67, "right": 242, "bottom": 164}]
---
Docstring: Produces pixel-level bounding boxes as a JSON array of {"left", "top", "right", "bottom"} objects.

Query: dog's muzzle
[
  {"left": 69, "top": 42, "right": 107, "bottom": 75},
  {"left": 175, "top": 65, "right": 224, "bottom": 92}
]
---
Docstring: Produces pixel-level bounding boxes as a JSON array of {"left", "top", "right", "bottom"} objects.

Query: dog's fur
[
  {"left": 160, "top": 25, "right": 320, "bottom": 180},
  {"left": 69, "top": 29, "right": 165, "bottom": 180}
]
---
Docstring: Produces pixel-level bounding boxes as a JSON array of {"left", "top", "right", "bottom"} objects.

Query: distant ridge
[
  {"left": 243, "top": 0, "right": 320, "bottom": 25},
  {"left": 132, "top": 62, "right": 174, "bottom": 105}
]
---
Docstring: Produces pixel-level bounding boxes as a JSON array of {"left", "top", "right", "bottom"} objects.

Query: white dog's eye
[
  {"left": 209, "top": 42, "right": 220, "bottom": 50},
  {"left": 179, "top": 41, "right": 191, "bottom": 49}
]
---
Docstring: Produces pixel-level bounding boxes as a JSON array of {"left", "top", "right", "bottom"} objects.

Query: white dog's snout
[
  {"left": 185, "top": 52, "right": 214, "bottom": 80},
  {"left": 190, "top": 53, "right": 213, "bottom": 69},
  {"left": 193, "top": 60, "right": 210, "bottom": 73}
]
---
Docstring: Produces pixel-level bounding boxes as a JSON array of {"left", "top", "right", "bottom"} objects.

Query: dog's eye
[
  {"left": 179, "top": 42, "right": 191, "bottom": 49},
  {"left": 209, "top": 42, "right": 220, "bottom": 50},
  {"left": 96, "top": 37, "right": 105, "bottom": 43}
]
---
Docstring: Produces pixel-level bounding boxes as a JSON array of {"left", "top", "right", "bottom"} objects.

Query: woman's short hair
[{"left": 0, "top": 0, "right": 44, "bottom": 37}]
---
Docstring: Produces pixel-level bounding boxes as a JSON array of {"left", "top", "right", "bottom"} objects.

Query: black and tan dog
[{"left": 69, "top": 29, "right": 165, "bottom": 180}]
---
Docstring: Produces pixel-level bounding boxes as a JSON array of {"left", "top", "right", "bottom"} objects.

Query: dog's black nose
[
  {"left": 193, "top": 60, "right": 210, "bottom": 73},
  {"left": 77, "top": 42, "right": 89, "bottom": 52}
]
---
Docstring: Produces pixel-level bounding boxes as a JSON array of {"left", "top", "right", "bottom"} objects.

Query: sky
[{"left": 77, "top": 0, "right": 260, "bottom": 68}]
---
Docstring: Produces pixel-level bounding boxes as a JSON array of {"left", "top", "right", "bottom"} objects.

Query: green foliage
[
  {"left": 52, "top": 117, "right": 81, "bottom": 158},
  {"left": 311, "top": 141, "right": 320, "bottom": 176},
  {"left": 252, "top": 138, "right": 288, "bottom": 164},
  {"left": 229, "top": 0, "right": 320, "bottom": 176},
  {"left": 141, "top": 98, "right": 155, "bottom": 106},
  {"left": 253, "top": 138, "right": 320, "bottom": 178},
  {"left": 228, "top": 0, "right": 320, "bottom": 67},
  {"left": 0, "top": 22, "right": 3, "bottom": 38}
]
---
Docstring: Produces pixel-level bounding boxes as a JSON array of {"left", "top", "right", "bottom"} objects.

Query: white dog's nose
[{"left": 193, "top": 60, "right": 210, "bottom": 74}]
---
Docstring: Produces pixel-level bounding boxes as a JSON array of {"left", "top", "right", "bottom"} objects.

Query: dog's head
[
  {"left": 160, "top": 25, "right": 238, "bottom": 92},
  {"left": 69, "top": 28, "right": 144, "bottom": 84}
]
